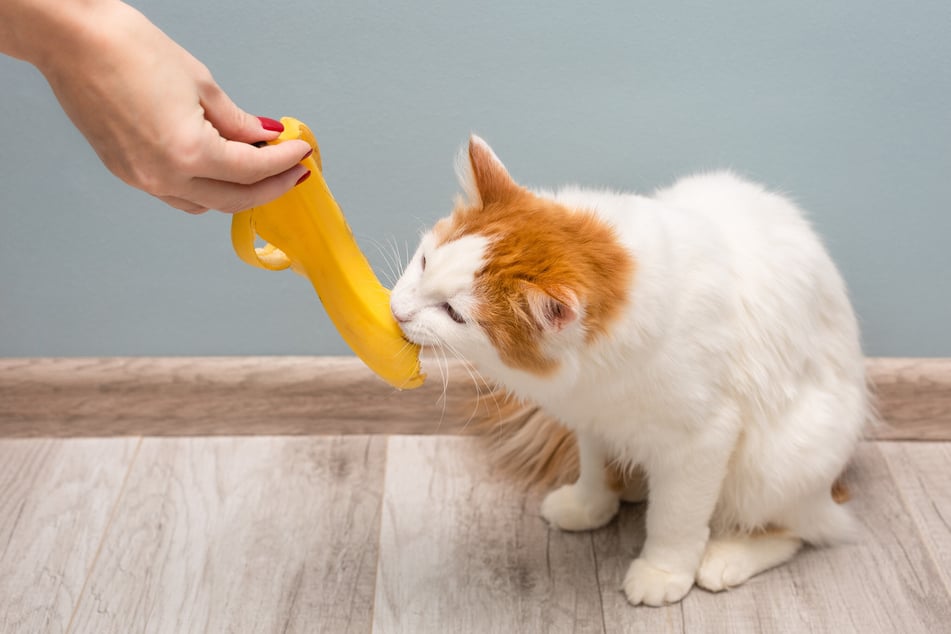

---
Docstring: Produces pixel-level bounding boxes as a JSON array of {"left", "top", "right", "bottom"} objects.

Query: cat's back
[
  {"left": 552, "top": 171, "right": 816, "bottom": 264},
  {"left": 648, "top": 170, "right": 846, "bottom": 294},
  {"left": 551, "top": 171, "right": 858, "bottom": 356},
  {"left": 652, "top": 170, "right": 817, "bottom": 254},
  {"left": 650, "top": 170, "right": 864, "bottom": 399},
  {"left": 567, "top": 171, "right": 860, "bottom": 386}
]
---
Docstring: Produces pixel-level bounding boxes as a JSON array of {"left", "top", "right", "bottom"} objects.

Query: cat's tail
[{"left": 462, "top": 388, "right": 581, "bottom": 490}]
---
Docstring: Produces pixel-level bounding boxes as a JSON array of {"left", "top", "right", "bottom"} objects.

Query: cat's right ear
[
  {"left": 524, "top": 283, "right": 580, "bottom": 334},
  {"left": 455, "top": 135, "right": 521, "bottom": 207}
]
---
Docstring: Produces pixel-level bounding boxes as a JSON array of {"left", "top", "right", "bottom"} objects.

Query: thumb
[{"left": 199, "top": 79, "right": 281, "bottom": 144}]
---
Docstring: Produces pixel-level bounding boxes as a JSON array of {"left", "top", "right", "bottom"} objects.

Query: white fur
[
  {"left": 391, "top": 147, "right": 869, "bottom": 606},
  {"left": 391, "top": 232, "right": 490, "bottom": 348}
]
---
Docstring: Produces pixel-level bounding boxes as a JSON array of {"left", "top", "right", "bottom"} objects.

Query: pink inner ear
[{"left": 526, "top": 284, "right": 579, "bottom": 332}]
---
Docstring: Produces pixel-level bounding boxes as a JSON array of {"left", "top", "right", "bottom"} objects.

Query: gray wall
[{"left": 1, "top": 1, "right": 949, "bottom": 358}]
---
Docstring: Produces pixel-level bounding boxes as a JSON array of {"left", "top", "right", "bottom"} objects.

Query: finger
[
  {"left": 158, "top": 195, "right": 210, "bottom": 215},
  {"left": 198, "top": 78, "right": 282, "bottom": 145},
  {"left": 200, "top": 136, "right": 313, "bottom": 186},
  {"left": 184, "top": 163, "right": 311, "bottom": 214}
]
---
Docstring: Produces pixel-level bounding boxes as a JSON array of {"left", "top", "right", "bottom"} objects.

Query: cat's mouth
[
  {"left": 395, "top": 323, "right": 427, "bottom": 348},
  {"left": 400, "top": 333, "right": 424, "bottom": 347},
  {"left": 392, "top": 309, "right": 446, "bottom": 349},
  {"left": 397, "top": 323, "right": 441, "bottom": 350}
]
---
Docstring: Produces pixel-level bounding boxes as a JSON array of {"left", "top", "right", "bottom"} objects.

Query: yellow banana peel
[{"left": 231, "top": 117, "right": 425, "bottom": 390}]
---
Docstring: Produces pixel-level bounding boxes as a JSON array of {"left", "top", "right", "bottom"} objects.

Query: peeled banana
[{"left": 231, "top": 117, "right": 425, "bottom": 390}]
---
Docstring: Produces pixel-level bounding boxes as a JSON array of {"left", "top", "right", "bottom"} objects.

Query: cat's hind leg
[
  {"left": 782, "top": 489, "right": 859, "bottom": 546},
  {"left": 696, "top": 530, "right": 802, "bottom": 592},
  {"left": 697, "top": 482, "right": 857, "bottom": 591},
  {"left": 541, "top": 431, "right": 620, "bottom": 531}
]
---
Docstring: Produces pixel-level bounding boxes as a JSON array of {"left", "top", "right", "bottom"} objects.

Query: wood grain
[
  {"left": 867, "top": 358, "right": 951, "bottom": 440},
  {"left": 677, "top": 443, "right": 951, "bottom": 633},
  {"left": 0, "top": 438, "right": 138, "bottom": 634},
  {"left": 374, "top": 436, "right": 605, "bottom": 633},
  {"left": 67, "top": 436, "right": 386, "bottom": 634},
  {"left": 590, "top": 503, "right": 685, "bottom": 633},
  {"left": 1, "top": 357, "right": 948, "bottom": 439},
  {"left": 0, "top": 356, "right": 467, "bottom": 437},
  {"left": 879, "top": 442, "right": 951, "bottom": 593},
  {"left": 0, "top": 437, "right": 949, "bottom": 633}
]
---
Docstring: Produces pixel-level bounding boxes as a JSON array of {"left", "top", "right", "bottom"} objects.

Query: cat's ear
[
  {"left": 455, "top": 135, "right": 520, "bottom": 207},
  {"left": 524, "top": 284, "right": 580, "bottom": 333}
]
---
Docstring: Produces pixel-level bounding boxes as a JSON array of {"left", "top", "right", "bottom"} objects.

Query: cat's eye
[
  {"left": 421, "top": 255, "right": 427, "bottom": 271},
  {"left": 442, "top": 302, "right": 465, "bottom": 324}
]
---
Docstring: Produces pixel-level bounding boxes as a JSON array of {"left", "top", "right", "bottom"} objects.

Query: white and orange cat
[{"left": 390, "top": 136, "right": 870, "bottom": 606}]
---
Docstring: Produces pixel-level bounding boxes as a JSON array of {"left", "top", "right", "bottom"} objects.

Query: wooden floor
[{"left": 1, "top": 436, "right": 949, "bottom": 634}]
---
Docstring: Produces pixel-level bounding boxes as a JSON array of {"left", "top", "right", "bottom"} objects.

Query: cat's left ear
[
  {"left": 456, "top": 135, "right": 521, "bottom": 207},
  {"left": 525, "top": 284, "right": 580, "bottom": 333}
]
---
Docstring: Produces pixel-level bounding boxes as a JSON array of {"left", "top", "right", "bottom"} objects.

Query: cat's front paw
[
  {"left": 541, "top": 484, "right": 619, "bottom": 531},
  {"left": 623, "top": 558, "right": 695, "bottom": 606}
]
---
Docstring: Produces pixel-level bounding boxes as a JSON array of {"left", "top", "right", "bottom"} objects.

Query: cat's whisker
[
  {"left": 436, "top": 346, "right": 453, "bottom": 430},
  {"left": 443, "top": 346, "right": 497, "bottom": 414},
  {"left": 388, "top": 235, "right": 407, "bottom": 280},
  {"left": 438, "top": 339, "right": 502, "bottom": 428},
  {"left": 362, "top": 235, "right": 401, "bottom": 287},
  {"left": 422, "top": 341, "right": 452, "bottom": 431},
  {"left": 436, "top": 344, "right": 453, "bottom": 408}
]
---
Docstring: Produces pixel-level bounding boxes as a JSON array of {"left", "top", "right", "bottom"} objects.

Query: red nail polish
[
  {"left": 296, "top": 170, "right": 312, "bottom": 186},
  {"left": 301, "top": 148, "right": 314, "bottom": 161},
  {"left": 258, "top": 116, "right": 284, "bottom": 132}
]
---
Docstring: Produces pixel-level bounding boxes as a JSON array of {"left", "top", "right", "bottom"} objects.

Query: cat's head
[{"left": 390, "top": 136, "right": 633, "bottom": 380}]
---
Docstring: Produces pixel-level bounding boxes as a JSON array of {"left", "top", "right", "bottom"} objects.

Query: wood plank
[
  {"left": 679, "top": 443, "right": 951, "bottom": 633},
  {"left": 0, "top": 438, "right": 139, "bottom": 634},
  {"left": 590, "top": 503, "right": 685, "bottom": 633},
  {"left": 867, "top": 358, "right": 951, "bottom": 440},
  {"left": 67, "top": 436, "right": 386, "bottom": 634},
  {"left": 374, "top": 436, "right": 604, "bottom": 633},
  {"left": 0, "top": 357, "right": 948, "bottom": 439},
  {"left": 879, "top": 442, "right": 951, "bottom": 593}
]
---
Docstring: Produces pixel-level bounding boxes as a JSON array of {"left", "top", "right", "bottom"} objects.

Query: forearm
[
  {"left": 0, "top": 0, "right": 121, "bottom": 70},
  {"left": 1, "top": 0, "right": 310, "bottom": 214}
]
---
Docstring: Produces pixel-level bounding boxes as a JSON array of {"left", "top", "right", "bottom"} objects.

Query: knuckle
[
  {"left": 129, "top": 166, "right": 166, "bottom": 196},
  {"left": 198, "top": 73, "right": 215, "bottom": 90},
  {"left": 193, "top": 63, "right": 217, "bottom": 91},
  {"left": 170, "top": 136, "right": 205, "bottom": 174}
]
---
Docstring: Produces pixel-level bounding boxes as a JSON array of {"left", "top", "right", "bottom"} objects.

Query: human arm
[{"left": 0, "top": 0, "right": 312, "bottom": 214}]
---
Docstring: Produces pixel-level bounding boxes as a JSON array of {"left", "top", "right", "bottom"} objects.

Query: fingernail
[
  {"left": 301, "top": 148, "right": 314, "bottom": 161},
  {"left": 258, "top": 116, "right": 284, "bottom": 132},
  {"left": 296, "top": 170, "right": 312, "bottom": 186}
]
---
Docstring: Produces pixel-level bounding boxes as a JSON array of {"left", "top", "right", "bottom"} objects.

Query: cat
[{"left": 389, "top": 136, "right": 870, "bottom": 606}]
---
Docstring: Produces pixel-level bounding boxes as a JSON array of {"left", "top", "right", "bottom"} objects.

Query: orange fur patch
[
  {"left": 831, "top": 478, "right": 850, "bottom": 504},
  {"left": 440, "top": 140, "right": 635, "bottom": 374}
]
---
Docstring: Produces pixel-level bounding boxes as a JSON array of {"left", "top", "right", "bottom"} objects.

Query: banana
[{"left": 231, "top": 117, "right": 425, "bottom": 390}]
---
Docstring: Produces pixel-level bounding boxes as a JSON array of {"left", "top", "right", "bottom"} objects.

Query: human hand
[{"left": 19, "top": 1, "right": 313, "bottom": 214}]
